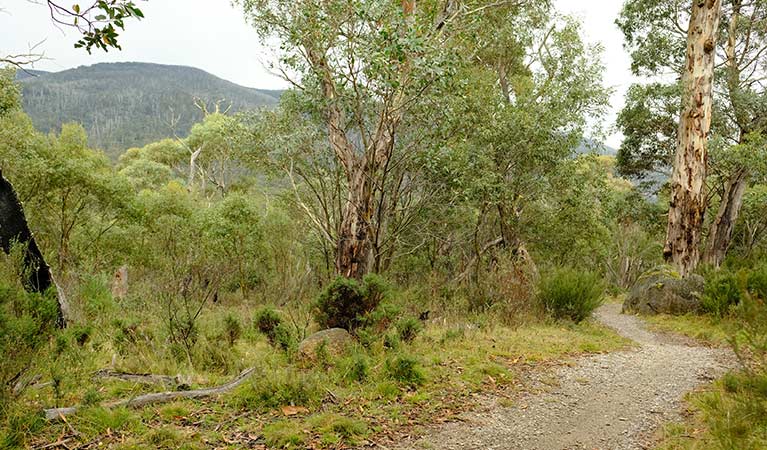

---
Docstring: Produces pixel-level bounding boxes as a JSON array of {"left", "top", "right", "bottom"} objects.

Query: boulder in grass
[
  {"left": 298, "top": 328, "right": 354, "bottom": 360},
  {"left": 622, "top": 266, "right": 704, "bottom": 315}
]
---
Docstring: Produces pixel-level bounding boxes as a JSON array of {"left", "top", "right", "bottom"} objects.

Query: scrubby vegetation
[{"left": 3, "top": 0, "right": 767, "bottom": 447}]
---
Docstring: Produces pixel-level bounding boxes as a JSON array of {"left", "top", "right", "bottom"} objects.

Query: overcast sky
[{"left": 1, "top": 0, "right": 636, "bottom": 147}]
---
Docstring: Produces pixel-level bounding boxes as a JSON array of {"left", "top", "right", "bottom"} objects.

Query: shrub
[
  {"left": 222, "top": 314, "right": 242, "bottom": 347},
  {"left": 0, "top": 280, "right": 59, "bottom": 409},
  {"left": 339, "top": 352, "right": 370, "bottom": 383},
  {"left": 314, "top": 275, "right": 390, "bottom": 331},
  {"left": 536, "top": 267, "right": 604, "bottom": 323},
  {"left": 253, "top": 307, "right": 282, "bottom": 337},
  {"left": 702, "top": 271, "right": 742, "bottom": 317},
  {"left": 747, "top": 265, "right": 767, "bottom": 301},
  {"left": 253, "top": 307, "right": 295, "bottom": 351},
  {"left": 385, "top": 354, "right": 425, "bottom": 387},
  {"left": 395, "top": 317, "right": 423, "bottom": 343}
]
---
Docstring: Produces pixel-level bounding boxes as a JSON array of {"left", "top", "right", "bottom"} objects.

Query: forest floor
[{"left": 390, "top": 303, "right": 734, "bottom": 450}]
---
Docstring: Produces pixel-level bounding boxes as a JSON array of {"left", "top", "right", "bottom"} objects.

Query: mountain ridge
[{"left": 18, "top": 62, "right": 281, "bottom": 157}]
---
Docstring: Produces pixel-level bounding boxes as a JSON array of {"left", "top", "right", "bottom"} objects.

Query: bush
[
  {"left": 747, "top": 265, "right": 767, "bottom": 301},
  {"left": 702, "top": 271, "right": 743, "bottom": 317},
  {"left": 253, "top": 307, "right": 282, "bottom": 337},
  {"left": 314, "top": 275, "right": 390, "bottom": 331},
  {"left": 0, "top": 280, "right": 59, "bottom": 409},
  {"left": 253, "top": 307, "right": 295, "bottom": 351},
  {"left": 537, "top": 267, "right": 604, "bottom": 323},
  {"left": 385, "top": 354, "right": 425, "bottom": 387},
  {"left": 395, "top": 317, "right": 423, "bottom": 343},
  {"left": 222, "top": 314, "right": 242, "bottom": 347}
]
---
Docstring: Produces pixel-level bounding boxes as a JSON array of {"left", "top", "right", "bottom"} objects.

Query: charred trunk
[
  {"left": 663, "top": 0, "right": 722, "bottom": 277},
  {"left": 0, "top": 170, "right": 69, "bottom": 327},
  {"left": 704, "top": 166, "right": 748, "bottom": 268}
]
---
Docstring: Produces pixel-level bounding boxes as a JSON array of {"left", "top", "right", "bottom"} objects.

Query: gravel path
[{"left": 395, "top": 303, "right": 733, "bottom": 450}]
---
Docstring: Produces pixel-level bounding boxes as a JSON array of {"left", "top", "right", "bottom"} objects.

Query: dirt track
[{"left": 395, "top": 303, "right": 732, "bottom": 450}]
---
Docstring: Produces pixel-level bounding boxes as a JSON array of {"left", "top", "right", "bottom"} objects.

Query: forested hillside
[{"left": 18, "top": 63, "right": 281, "bottom": 156}]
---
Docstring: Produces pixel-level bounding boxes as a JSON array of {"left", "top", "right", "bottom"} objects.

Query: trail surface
[{"left": 396, "top": 303, "right": 732, "bottom": 450}]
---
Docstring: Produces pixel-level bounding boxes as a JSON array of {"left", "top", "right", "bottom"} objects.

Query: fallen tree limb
[
  {"left": 44, "top": 367, "right": 256, "bottom": 420},
  {"left": 92, "top": 369, "right": 185, "bottom": 388}
]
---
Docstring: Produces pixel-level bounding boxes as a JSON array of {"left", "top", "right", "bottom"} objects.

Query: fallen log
[
  {"left": 92, "top": 369, "right": 185, "bottom": 388},
  {"left": 44, "top": 367, "right": 256, "bottom": 420}
]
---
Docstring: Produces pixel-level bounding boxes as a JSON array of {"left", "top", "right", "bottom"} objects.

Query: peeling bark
[
  {"left": 704, "top": 166, "right": 748, "bottom": 267},
  {"left": 0, "top": 169, "right": 69, "bottom": 327},
  {"left": 664, "top": 0, "right": 722, "bottom": 277}
]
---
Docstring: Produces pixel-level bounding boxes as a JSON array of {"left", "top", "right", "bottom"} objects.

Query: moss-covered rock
[{"left": 622, "top": 267, "right": 704, "bottom": 315}]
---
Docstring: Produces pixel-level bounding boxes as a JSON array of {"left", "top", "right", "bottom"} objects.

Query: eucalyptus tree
[
  {"left": 618, "top": 0, "right": 767, "bottom": 271},
  {"left": 235, "top": 0, "right": 527, "bottom": 279},
  {"left": 426, "top": 4, "right": 609, "bottom": 277}
]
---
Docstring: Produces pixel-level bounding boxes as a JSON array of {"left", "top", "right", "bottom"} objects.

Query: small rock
[{"left": 298, "top": 328, "right": 354, "bottom": 361}]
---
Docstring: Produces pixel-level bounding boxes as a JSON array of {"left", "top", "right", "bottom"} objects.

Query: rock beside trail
[
  {"left": 623, "top": 269, "right": 704, "bottom": 315},
  {"left": 298, "top": 328, "right": 354, "bottom": 360}
]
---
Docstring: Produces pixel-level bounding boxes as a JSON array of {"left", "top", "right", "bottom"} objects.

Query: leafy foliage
[
  {"left": 254, "top": 307, "right": 295, "bottom": 351},
  {"left": 702, "top": 271, "right": 743, "bottom": 318}
]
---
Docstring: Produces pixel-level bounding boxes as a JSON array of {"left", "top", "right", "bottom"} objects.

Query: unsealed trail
[{"left": 396, "top": 303, "right": 732, "bottom": 450}]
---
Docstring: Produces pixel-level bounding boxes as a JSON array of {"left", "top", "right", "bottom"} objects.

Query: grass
[
  {"left": 652, "top": 297, "right": 767, "bottom": 450},
  {"left": 6, "top": 291, "right": 631, "bottom": 449},
  {"left": 645, "top": 314, "right": 738, "bottom": 346},
  {"left": 656, "top": 373, "right": 767, "bottom": 450}
]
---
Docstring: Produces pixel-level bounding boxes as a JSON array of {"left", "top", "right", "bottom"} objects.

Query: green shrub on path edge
[{"left": 537, "top": 267, "right": 604, "bottom": 323}]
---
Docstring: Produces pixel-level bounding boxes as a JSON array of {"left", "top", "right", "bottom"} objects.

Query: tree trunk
[
  {"left": 336, "top": 166, "right": 374, "bottom": 279},
  {"left": 702, "top": 0, "right": 750, "bottom": 269},
  {"left": 704, "top": 166, "right": 748, "bottom": 267},
  {"left": 663, "top": 0, "right": 722, "bottom": 277},
  {"left": 0, "top": 169, "right": 70, "bottom": 327}
]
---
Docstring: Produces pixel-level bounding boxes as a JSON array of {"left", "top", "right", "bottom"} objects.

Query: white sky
[{"left": 0, "top": 0, "right": 635, "bottom": 147}]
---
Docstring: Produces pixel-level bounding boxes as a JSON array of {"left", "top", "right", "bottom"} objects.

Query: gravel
[{"left": 393, "top": 303, "right": 733, "bottom": 450}]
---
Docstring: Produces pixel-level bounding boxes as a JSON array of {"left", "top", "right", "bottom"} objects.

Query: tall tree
[
  {"left": 236, "top": 0, "right": 486, "bottom": 279},
  {"left": 702, "top": 0, "right": 767, "bottom": 266},
  {"left": 664, "top": 0, "right": 722, "bottom": 276},
  {"left": 617, "top": 0, "right": 767, "bottom": 272}
]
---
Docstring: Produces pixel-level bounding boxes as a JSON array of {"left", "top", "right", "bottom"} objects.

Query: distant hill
[
  {"left": 574, "top": 139, "right": 617, "bottom": 157},
  {"left": 18, "top": 62, "right": 281, "bottom": 157},
  {"left": 15, "top": 69, "right": 50, "bottom": 81}
]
